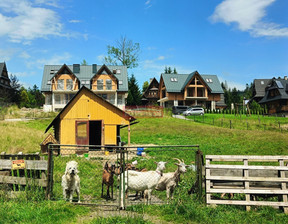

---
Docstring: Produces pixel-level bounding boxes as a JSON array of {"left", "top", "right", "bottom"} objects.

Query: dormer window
[
  {"left": 116, "top": 69, "right": 121, "bottom": 74},
  {"left": 119, "top": 80, "right": 123, "bottom": 85},
  {"left": 106, "top": 79, "right": 112, "bottom": 90},
  {"left": 170, "top": 78, "right": 177, "bottom": 82},
  {"left": 66, "top": 79, "right": 73, "bottom": 90},
  {"left": 57, "top": 79, "right": 64, "bottom": 90},
  {"left": 97, "top": 79, "right": 103, "bottom": 90}
]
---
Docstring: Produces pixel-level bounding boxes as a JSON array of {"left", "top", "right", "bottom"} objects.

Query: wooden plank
[
  {"left": 206, "top": 176, "right": 288, "bottom": 182},
  {"left": 279, "top": 160, "right": 288, "bottom": 213},
  {"left": 206, "top": 155, "right": 288, "bottom": 161},
  {"left": 0, "top": 175, "right": 47, "bottom": 187},
  {"left": 207, "top": 189, "right": 288, "bottom": 194},
  {"left": 206, "top": 164, "right": 288, "bottom": 171},
  {"left": 207, "top": 199, "right": 288, "bottom": 207},
  {"left": 0, "top": 160, "right": 48, "bottom": 170}
]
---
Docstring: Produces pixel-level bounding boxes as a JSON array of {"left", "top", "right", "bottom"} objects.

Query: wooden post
[
  {"left": 128, "top": 123, "right": 131, "bottom": 146},
  {"left": 279, "top": 160, "right": 288, "bottom": 213},
  {"left": 244, "top": 159, "right": 250, "bottom": 212},
  {"left": 46, "top": 145, "right": 54, "bottom": 200}
]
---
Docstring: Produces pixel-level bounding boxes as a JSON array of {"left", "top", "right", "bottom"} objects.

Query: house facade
[
  {"left": 259, "top": 77, "right": 288, "bottom": 114},
  {"left": 141, "top": 77, "right": 159, "bottom": 105},
  {"left": 41, "top": 64, "right": 128, "bottom": 112},
  {"left": 0, "top": 62, "right": 11, "bottom": 90},
  {"left": 45, "top": 86, "right": 136, "bottom": 147},
  {"left": 158, "top": 71, "right": 224, "bottom": 110}
]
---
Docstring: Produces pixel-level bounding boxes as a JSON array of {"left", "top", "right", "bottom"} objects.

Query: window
[
  {"left": 55, "top": 94, "right": 61, "bottom": 104},
  {"left": 97, "top": 79, "right": 103, "bottom": 90},
  {"left": 116, "top": 69, "right": 121, "bottom": 74},
  {"left": 57, "top": 79, "right": 64, "bottom": 90},
  {"left": 66, "top": 79, "right": 73, "bottom": 90},
  {"left": 76, "top": 122, "right": 87, "bottom": 138},
  {"left": 117, "top": 95, "right": 123, "bottom": 105},
  {"left": 170, "top": 78, "right": 177, "bottom": 82},
  {"left": 119, "top": 80, "right": 123, "bottom": 85},
  {"left": 261, "top": 81, "right": 265, "bottom": 85},
  {"left": 45, "top": 94, "right": 52, "bottom": 105},
  {"left": 106, "top": 79, "right": 112, "bottom": 90},
  {"left": 108, "top": 94, "right": 115, "bottom": 104}
]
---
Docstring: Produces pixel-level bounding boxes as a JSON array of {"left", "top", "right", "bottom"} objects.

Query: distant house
[
  {"left": 45, "top": 86, "right": 136, "bottom": 147},
  {"left": 252, "top": 79, "right": 272, "bottom": 102},
  {"left": 141, "top": 78, "right": 159, "bottom": 105},
  {"left": 0, "top": 62, "right": 11, "bottom": 90},
  {"left": 41, "top": 64, "right": 128, "bottom": 112},
  {"left": 259, "top": 77, "right": 288, "bottom": 114},
  {"left": 158, "top": 71, "right": 224, "bottom": 110}
]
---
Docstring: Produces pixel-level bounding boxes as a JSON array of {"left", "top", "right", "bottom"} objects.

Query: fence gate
[{"left": 47, "top": 144, "right": 202, "bottom": 209}]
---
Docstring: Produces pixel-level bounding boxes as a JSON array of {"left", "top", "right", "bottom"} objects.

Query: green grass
[{"left": 0, "top": 200, "right": 89, "bottom": 224}]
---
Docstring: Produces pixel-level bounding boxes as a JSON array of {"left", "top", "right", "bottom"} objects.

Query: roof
[
  {"left": 41, "top": 64, "right": 128, "bottom": 92},
  {"left": 45, "top": 86, "right": 136, "bottom": 133},
  {"left": 259, "top": 79, "right": 288, "bottom": 104},
  {"left": 253, "top": 79, "right": 271, "bottom": 97},
  {"left": 161, "top": 71, "right": 224, "bottom": 94},
  {"left": 0, "top": 63, "right": 4, "bottom": 74},
  {"left": 142, "top": 77, "right": 159, "bottom": 96}
]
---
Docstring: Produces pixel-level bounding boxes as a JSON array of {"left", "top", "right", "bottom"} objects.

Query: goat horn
[{"left": 173, "top": 158, "right": 182, "bottom": 164}]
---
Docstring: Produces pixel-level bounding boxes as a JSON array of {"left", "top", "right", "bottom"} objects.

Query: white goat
[
  {"left": 155, "top": 158, "right": 188, "bottom": 203},
  {"left": 124, "top": 161, "right": 166, "bottom": 205}
]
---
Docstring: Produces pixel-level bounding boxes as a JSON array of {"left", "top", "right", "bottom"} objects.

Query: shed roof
[{"left": 45, "top": 86, "right": 136, "bottom": 133}]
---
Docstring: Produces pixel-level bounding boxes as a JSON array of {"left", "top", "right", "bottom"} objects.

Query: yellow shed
[{"left": 45, "top": 86, "right": 136, "bottom": 147}]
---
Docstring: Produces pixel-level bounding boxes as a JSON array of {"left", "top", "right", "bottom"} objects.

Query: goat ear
[{"left": 174, "top": 163, "right": 179, "bottom": 166}]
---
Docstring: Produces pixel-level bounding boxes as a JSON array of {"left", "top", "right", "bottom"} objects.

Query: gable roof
[
  {"left": 41, "top": 64, "right": 128, "bottom": 92},
  {"left": 253, "top": 79, "right": 271, "bottom": 98},
  {"left": 259, "top": 79, "right": 288, "bottom": 104},
  {"left": 45, "top": 86, "right": 136, "bottom": 133},
  {"left": 161, "top": 71, "right": 224, "bottom": 94},
  {"left": 0, "top": 62, "right": 5, "bottom": 74},
  {"left": 142, "top": 77, "right": 159, "bottom": 96}
]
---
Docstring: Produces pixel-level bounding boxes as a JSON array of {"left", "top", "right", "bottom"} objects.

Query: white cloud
[
  {"left": 218, "top": 76, "right": 246, "bottom": 91},
  {"left": 157, "top": 56, "right": 165, "bottom": 60},
  {"left": 26, "top": 52, "right": 72, "bottom": 69},
  {"left": 0, "top": 0, "right": 64, "bottom": 43},
  {"left": 0, "top": 48, "right": 17, "bottom": 61},
  {"left": 19, "top": 51, "right": 31, "bottom": 59},
  {"left": 145, "top": 0, "right": 151, "bottom": 5},
  {"left": 210, "top": 0, "right": 288, "bottom": 38},
  {"left": 69, "top": 20, "right": 81, "bottom": 23},
  {"left": 97, "top": 54, "right": 105, "bottom": 63}
]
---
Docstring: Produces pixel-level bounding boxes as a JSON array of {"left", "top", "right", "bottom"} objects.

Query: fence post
[
  {"left": 119, "top": 146, "right": 126, "bottom": 210},
  {"left": 195, "top": 149, "right": 203, "bottom": 201},
  {"left": 46, "top": 144, "right": 54, "bottom": 200}
]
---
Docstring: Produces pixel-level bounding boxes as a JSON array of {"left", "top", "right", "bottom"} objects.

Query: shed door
[{"left": 75, "top": 121, "right": 89, "bottom": 145}]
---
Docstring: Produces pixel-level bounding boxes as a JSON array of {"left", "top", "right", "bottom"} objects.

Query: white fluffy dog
[{"left": 62, "top": 161, "right": 80, "bottom": 203}]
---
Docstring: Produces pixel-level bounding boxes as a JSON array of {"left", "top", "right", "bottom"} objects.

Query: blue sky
[{"left": 0, "top": 0, "right": 288, "bottom": 90}]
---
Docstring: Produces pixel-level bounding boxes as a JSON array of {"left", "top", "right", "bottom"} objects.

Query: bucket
[
  {"left": 137, "top": 148, "right": 144, "bottom": 156},
  {"left": 84, "top": 153, "right": 89, "bottom": 159},
  {"left": 105, "top": 151, "right": 110, "bottom": 156}
]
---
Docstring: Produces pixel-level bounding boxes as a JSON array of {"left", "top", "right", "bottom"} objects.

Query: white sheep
[
  {"left": 155, "top": 158, "right": 188, "bottom": 203},
  {"left": 124, "top": 161, "right": 166, "bottom": 205}
]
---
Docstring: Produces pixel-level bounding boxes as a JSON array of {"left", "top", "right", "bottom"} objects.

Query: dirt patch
[{"left": 76, "top": 205, "right": 173, "bottom": 224}]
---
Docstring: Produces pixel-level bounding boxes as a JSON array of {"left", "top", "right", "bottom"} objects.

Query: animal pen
[{"left": 45, "top": 144, "right": 202, "bottom": 209}]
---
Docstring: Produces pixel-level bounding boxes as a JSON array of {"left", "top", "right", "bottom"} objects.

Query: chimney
[
  {"left": 92, "top": 64, "right": 97, "bottom": 73},
  {"left": 73, "top": 64, "right": 80, "bottom": 73}
]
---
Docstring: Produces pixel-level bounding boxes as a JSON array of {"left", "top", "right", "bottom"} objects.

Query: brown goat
[{"left": 101, "top": 161, "right": 117, "bottom": 199}]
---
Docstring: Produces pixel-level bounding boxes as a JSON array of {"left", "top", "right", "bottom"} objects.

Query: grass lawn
[{"left": 1, "top": 116, "right": 288, "bottom": 223}]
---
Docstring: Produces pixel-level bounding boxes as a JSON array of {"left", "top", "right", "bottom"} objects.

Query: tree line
[{"left": 0, "top": 74, "right": 44, "bottom": 108}]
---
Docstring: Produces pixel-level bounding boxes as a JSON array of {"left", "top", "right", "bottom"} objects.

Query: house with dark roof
[
  {"left": 158, "top": 71, "right": 224, "bottom": 109},
  {"left": 252, "top": 79, "right": 272, "bottom": 102},
  {"left": 259, "top": 77, "right": 288, "bottom": 114},
  {"left": 141, "top": 77, "right": 159, "bottom": 105},
  {"left": 41, "top": 64, "right": 128, "bottom": 112},
  {"left": 0, "top": 62, "right": 11, "bottom": 90}
]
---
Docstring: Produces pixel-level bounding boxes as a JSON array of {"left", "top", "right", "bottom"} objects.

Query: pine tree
[{"left": 127, "top": 74, "right": 142, "bottom": 105}]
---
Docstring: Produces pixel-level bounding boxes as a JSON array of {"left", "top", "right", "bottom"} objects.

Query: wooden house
[
  {"left": 0, "top": 62, "right": 11, "bottom": 92},
  {"left": 45, "top": 86, "right": 136, "bottom": 148},
  {"left": 158, "top": 71, "right": 224, "bottom": 110},
  {"left": 259, "top": 77, "right": 288, "bottom": 114},
  {"left": 41, "top": 64, "right": 128, "bottom": 112},
  {"left": 141, "top": 77, "right": 159, "bottom": 105}
]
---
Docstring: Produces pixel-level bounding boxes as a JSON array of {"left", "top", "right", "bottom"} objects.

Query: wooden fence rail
[
  {"left": 205, "top": 155, "right": 288, "bottom": 213},
  {"left": 0, "top": 152, "right": 48, "bottom": 194}
]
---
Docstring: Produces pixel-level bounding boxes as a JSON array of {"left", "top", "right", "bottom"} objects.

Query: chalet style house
[
  {"left": 141, "top": 77, "right": 159, "bottom": 105},
  {"left": 158, "top": 71, "right": 224, "bottom": 110},
  {"left": 259, "top": 77, "right": 288, "bottom": 114},
  {"left": 41, "top": 64, "right": 128, "bottom": 112},
  {"left": 252, "top": 79, "right": 272, "bottom": 102},
  {"left": 0, "top": 62, "right": 11, "bottom": 90}
]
